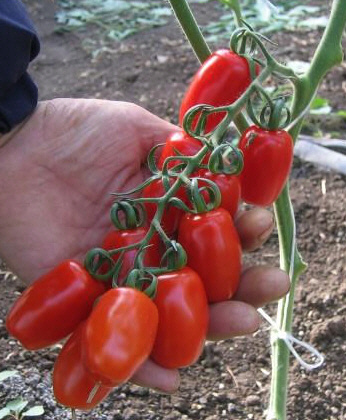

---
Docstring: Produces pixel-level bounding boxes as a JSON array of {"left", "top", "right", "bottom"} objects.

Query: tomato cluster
[
  {"left": 5, "top": 129, "right": 242, "bottom": 410},
  {"left": 6, "top": 47, "right": 293, "bottom": 413}
]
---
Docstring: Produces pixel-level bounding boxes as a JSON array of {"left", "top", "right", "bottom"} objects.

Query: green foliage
[
  {"left": 0, "top": 399, "right": 44, "bottom": 420},
  {"left": 204, "top": 0, "right": 328, "bottom": 42},
  {"left": 56, "top": 0, "right": 172, "bottom": 40},
  {"left": 0, "top": 370, "right": 44, "bottom": 419}
]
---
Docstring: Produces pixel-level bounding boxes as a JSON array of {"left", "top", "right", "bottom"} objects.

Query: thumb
[{"left": 131, "top": 105, "right": 178, "bottom": 163}]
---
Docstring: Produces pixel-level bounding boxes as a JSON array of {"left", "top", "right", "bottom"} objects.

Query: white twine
[
  {"left": 257, "top": 196, "right": 324, "bottom": 371},
  {"left": 257, "top": 307, "right": 324, "bottom": 370}
]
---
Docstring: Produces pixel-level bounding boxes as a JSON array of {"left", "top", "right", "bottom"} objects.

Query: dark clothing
[{"left": 0, "top": 0, "right": 39, "bottom": 133}]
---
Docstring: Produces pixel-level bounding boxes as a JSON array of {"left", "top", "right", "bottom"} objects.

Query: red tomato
[
  {"left": 53, "top": 322, "right": 111, "bottom": 410},
  {"left": 158, "top": 130, "right": 208, "bottom": 170},
  {"left": 238, "top": 126, "right": 293, "bottom": 206},
  {"left": 82, "top": 287, "right": 158, "bottom": 386},
  {"left": 151, "top": 267, "right": 208, "bottom": 369},
  {"left": 179, "top": 49, "right": 257, "bottom": 132},
  {"left": 196, "top": 169, "right": 241, "bottom": 217},
  {"left": 102, "top": 228, "right": 161, "bottom": 284},
  {"left": 6, "top": 260, "right": 105, "bottom": 350},
  {"left": 142, "top": 179, "right": 185, "bottom": 236},
  {"left": 178, "top": 208, "right": 241, "bottom": 303}
]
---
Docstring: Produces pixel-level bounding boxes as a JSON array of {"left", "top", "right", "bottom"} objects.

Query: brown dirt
[{"left": 0, "top": 1, "right": 345, "bottom": 419}]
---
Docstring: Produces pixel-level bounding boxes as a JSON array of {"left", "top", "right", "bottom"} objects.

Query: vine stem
[{"left": 268, "top": 0, "right": 346, "bottom": 419}]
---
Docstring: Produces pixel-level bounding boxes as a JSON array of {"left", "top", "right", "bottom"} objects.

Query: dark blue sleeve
[{"left": 0, "top": 0, "right": 40, "bottom": 134}]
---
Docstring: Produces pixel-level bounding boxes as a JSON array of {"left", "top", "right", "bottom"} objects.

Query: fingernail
[
  {"left": 258, "top": 224, "right": 274, "bottom": 242},
  {"left": 152, "top": 374, "right": 180, "bottom": 395}
]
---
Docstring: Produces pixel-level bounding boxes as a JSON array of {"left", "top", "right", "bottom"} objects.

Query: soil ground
[{"left": 0, "top": 1, "right": 345, "bottom": 419}]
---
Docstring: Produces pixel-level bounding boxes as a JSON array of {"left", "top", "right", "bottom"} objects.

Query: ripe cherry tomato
[
  {"left": 158, "top": 130, "right": 208, "bottom": 170},
  {"left": 178, "top": 208, "right": 242, "bottom": 303},
  {"left": 6, "top": 260, "right": 105, "bottom": 350},
  {"left": 142, "top": 178, "right": 185, "bottom": 236},
  {"left": 238, "top": 125, "right": 293, "bottom": 206},
  {"left": 179, "top": 49, "right": 256, "bottom": 132},
  {"left": 82, "top": 287, "right": 158, "bottom": 386},
  {"left": 196, "top": 169, "right": 241, "bottom": 217},
  {"left": 102, "top": 228, "right": 161, "bottom": 284},
  {"left": 53, "top": 322, "right": 111, "bottom": 410},
  {"left": 151, "top": 267, "right": 208, "bottom": 369}
]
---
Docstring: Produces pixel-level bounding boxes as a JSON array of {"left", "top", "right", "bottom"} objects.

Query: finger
[
  {"left": 234, "top": 208, "right": 274, "bottom": 252},
  {"left": 234, "top": 266, "right": 290, "bottom": 307},
  {"left": 131, "top": 358, "right": 180, "bottom": 394},
  {"left": 207, "top": 301, "right": 260, "bottom": 341}
]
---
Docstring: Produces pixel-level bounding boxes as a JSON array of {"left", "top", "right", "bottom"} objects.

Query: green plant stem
[
  {"left": 168, "top": 0, "right": 211, "bottom": 62},
  {"left": 268, "top": 1, "right": 346, "bottom": 419},
  {"left": 228, "top": 0, "right": 242, "bottom": 27}
]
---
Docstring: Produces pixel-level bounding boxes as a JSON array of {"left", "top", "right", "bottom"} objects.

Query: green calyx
[
  {"left": 208, "top": 144, "right": 243, "bottom": 175},
  {"left": 247, "top": 96, "right": 291, "bottom": 131},
  {"left": 160, "top": 241, "right": 187, "bottom": 271},
  {"left": 110, "top": 200, "right": 146, "bottom": 230},
  {"left": 125, "top": 268, "right": 158, "bottom": 299},
  {"left": 186, "top": 177, "right": 221, "bottom": 214},
  {"left": 84, "top": 248, "right": 115, "bottom": 282}
]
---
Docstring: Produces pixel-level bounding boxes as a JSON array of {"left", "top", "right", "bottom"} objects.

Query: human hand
[{"left": 0, "top": 98, "right": 289, "bottom": 392}]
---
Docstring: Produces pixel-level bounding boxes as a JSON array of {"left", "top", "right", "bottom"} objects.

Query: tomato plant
[
  {"left": 53, "top": 322, "right": 111, "bottom": 410},
  {"left": 178, "top": 208, "right": 242, "bottom": 303},
  {"left": 82, "top": 287, "right": 158, "bottom": 386},
  {"left": 179, "top": 49, "right": 256, "bottom": 132},
  {"left": 6, "top": 260, "right": 105, "bottom": 350},
  {"left": 151, "top": 267, "right": 208, "bottom": 369},
  {"left": 238, "top": 126, "right": 293, "bottom": 206}
]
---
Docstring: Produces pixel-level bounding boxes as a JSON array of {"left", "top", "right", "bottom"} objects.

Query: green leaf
[
  {"left": 6, "top": 398, "right": 28, "bottom": 413},
  {"left": 336, "top": 110, "right": 346, "bottom": 118},
  {"left": 310, "top": 96, "right": 330, "bottom": 110},
  {"left": 0, "top": 370, "right": 18, "bottom": 382},
  {"left": 0, "top": 408, "right": 10, "bottom": 419},
  {"left": 309, "top": 96, "right": 332, "bottom": 115},
  {"left": 22, "top": 406, "right": 45, "bottom": 417}
]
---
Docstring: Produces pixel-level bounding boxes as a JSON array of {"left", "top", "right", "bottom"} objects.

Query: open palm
[{"left": 0, "top": 99, "right": 176, "bottom": 282}]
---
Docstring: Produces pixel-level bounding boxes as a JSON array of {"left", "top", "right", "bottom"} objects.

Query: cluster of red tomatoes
[{"left": 6, "top": 49, "right": 293, "bottom": 412}]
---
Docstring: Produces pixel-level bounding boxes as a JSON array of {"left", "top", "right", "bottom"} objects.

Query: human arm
[{"left": 0, "top": 0, "right": 39, "bottom": 137}]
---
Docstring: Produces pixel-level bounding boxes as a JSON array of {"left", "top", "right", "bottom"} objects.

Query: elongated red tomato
[
  {"left": 6, "top": 260, "right": 105, "bottom": 350},
  {"left": 196, "top": 169, "right": 241, "bottom": 217},
  {"left": 179, "top": 49, "right": 256, "bottom": 132},
  {"left": 158, "top": 130, "right": 208, "bottom": 170},
  {"left": 53, "top": 322, "right": 111, "bottom": 410},
  {"left": 102, "top": 228, "right": 161, "bottom": 284},
  {"left": 142, "top": 179, "right": 185, "bottom": 236},
  {"left": 82, "top": 287, "right": 158, "bottom": 386},
  {"left": 151, "top": 267, "right": 208, "bottom": 369},
  {"left": 178, "top": 208, "right": 241, "bottom": 303},
  {"left": 238, "top": 125, "right": 293, "bottom": 206}
]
